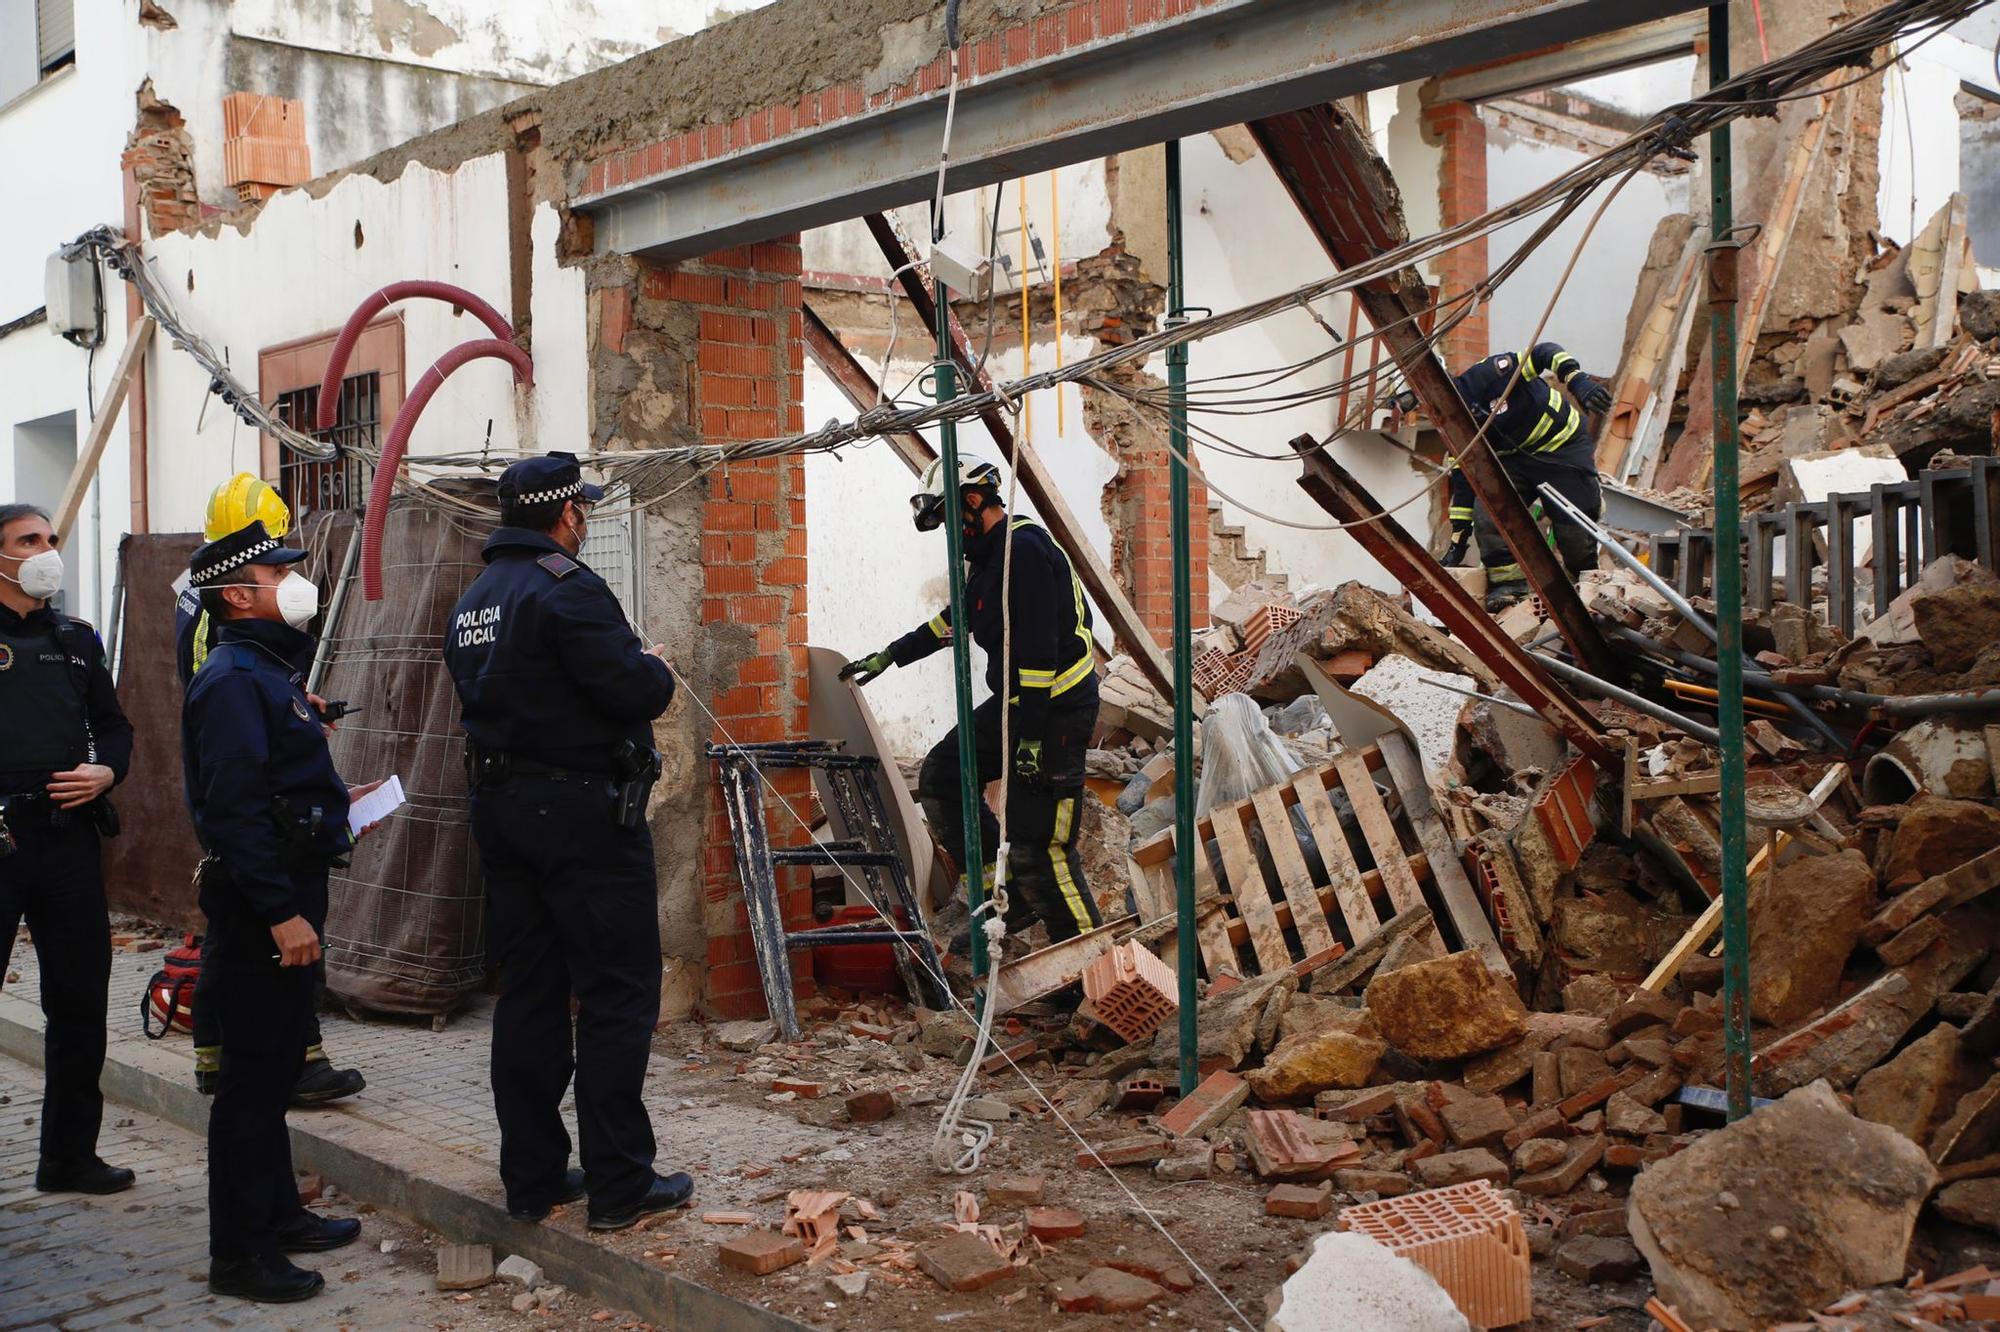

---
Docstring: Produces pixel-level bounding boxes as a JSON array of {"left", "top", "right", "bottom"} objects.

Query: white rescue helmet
[{"left": 911, "top": 453, "right": 1004, "bottom": 532}]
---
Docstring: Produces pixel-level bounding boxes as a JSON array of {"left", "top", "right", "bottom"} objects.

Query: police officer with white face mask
[{"left": 0, "top": 502, "right": 135, "bottom": 1197}]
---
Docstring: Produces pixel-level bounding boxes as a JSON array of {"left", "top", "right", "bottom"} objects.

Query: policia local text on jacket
[
  {"left": 443, "top": 451, "right": 690, "bottom": 1234},
  {"left": 1439, "top": 342, "right": 1608, "bottom": 598},
  {"left": 880, "top": 510, "right": 1103, "bottom": 946},
  {"left": 0, "top": 534, "right": 135, "bottom": 1196},
  {"left": 181, "top": 519, "right": 368, "bottom": 1300}
]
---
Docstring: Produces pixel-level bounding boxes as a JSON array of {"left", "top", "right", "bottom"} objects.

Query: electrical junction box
[
  {"left": 928, "top": 232, "right": 993, "bottom": 301},
  {"left": 45, "top": 249, "right": 100, "bottom": 344}
]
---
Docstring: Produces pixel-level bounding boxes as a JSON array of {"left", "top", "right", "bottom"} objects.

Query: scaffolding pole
[
  {"left": 933, "top": 275, "right": 989, "bottom": 979},
  {"left": 1166, "top": 139, "right": 1200, "bottom": 1097},
  {"left": 1707, "top": 3, "right": 1754, "bottom": 1120}
]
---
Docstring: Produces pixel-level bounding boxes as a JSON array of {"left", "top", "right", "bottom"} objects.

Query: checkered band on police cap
[
  {"left": 189, "top": 521, "right": 281, "bottom": 586},
  {"left": 509, "top": 477, "right": 584, "bottom": 505}
]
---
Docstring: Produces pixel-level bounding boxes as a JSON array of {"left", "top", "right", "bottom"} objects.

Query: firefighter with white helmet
[{"left": 842, "top": 455, "right": 1104, "bottom": 953}]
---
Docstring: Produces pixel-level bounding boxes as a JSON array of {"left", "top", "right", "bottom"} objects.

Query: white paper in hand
[{"left": 348, "top": 775, "right": 405, "bottom": 836}]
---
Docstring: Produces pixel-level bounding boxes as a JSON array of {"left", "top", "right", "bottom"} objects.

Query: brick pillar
[
  {"left": 643, "top": 239, "right": 813, "bottom": 1019},
  {"left": 1423, "top": 99, "right": 1490, "bottom": 368},
  {"left": 1114, "top": 454, "right": 1210, "bottom": 645}
]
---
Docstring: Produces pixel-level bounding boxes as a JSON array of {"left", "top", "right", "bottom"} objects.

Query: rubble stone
[
  {"left": 1627, "top": 1081, "right": 1937, "bottom": 1331},
  {"left": 1414, "top": 1149, "right": 1509, "bottom": 1189},
  {"left": 714, "top": 1019, "right": 778, "bottom": 1052},
  {"left": 1269, "top": 1231, "right": 1473, "bottom": 1332},
  {"left": 1245, "top": 1023, "right": 1386, "bottom": 1102},
  {"left": 1558, "top": 1047, "right": 1613, "bottom": 1099},
  {"left": 919, "top": 1009, "right": 974, "bottom": 1058},
  {"left": 1149, "top": 970, "right": 1294, "bottom": 1072},
  {"left": 1025, "top": 1206, "right": 1086, "bottom": 1241},
  {"left": 1513, "top": 1138, "right": 1568, "bottom": 1175},
  {"left": 1556, "top": 1236, "right": 1645, "bottom": 1284},
  {"left": 496, "top": 1255, "right": 544, "bottom": 1288},
  {"left": 1365, "top": 952, "right": 1529, "bottom": 1061},
  {"left": 844, "top": 1090, "right": 897, "bottom": 1123},
  {"left": 1054, "top": 1266, "right": 1164, "bottom": 1314},
  {"left": 1461, "top": 1013, "right": 1609, "bottom": 1095},
  {"left": 1854, "top": 1023, "right": 1971, "bottom": 1144},
  {"left": 985, "top": 1175, "right": 1045, "bottom": 1207},
  {"left": 1335, "top": 1167, "right": 1412, "bottom": 1196},
  {"left": 1961, "top": 288, "right": 2000, "bottom": 340},
  {"left": 1516, "top": 1135, "right": 1605, "bottom": 1197},
  {"left": 1910, "top": 565, "right": 2000, "bottom": 673},
  {"left": 1934, "top": 1177, "right": 2000, "bottom": 1232},
  {"left": 1154, "top": 1142, "right": 1214, "bottom": 1182},
  {"left": 1882, "top": 796, "right": 2000, "bottom": 886},
  {"left": 436, "top": 1244, "right": 494, "bottom": 1291},
  {"left": 1604, "top": 1091, "right": 1668, "bottom": 1138},
  {"left": 1749, "top": 849, "right": 1875, "bottom": 1026},
  {"left": 1563, "top": 974, "right": 1623, "bottom": 1018}
]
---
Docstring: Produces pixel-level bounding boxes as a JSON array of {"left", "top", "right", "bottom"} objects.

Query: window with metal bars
[{"left": 274, "top": 373, "right": 378, "bottom": 517}]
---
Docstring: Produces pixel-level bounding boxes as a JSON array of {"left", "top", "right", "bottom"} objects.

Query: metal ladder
[{"left": 707, "top": 740, "right": 947, "bottom": 1039}]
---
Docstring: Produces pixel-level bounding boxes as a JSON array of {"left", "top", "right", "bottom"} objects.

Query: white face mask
[
  {"left": 204, "top": 569, "right": 319, "bottom": 629},
  {"left": 274, "top": 571, "right": 319, "bottom": 629},
  {"left": 1, "top": 549, "right": 64, "bottom": 601}
]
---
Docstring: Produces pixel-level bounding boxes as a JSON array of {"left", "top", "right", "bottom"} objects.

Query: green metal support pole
[
  {"left": 1166, "top": 140, "right": 1200, "bottom": 1097},
  {"left": 933, "top": 276, "right": 989, "bottom": 979},
  {"left": 1706, "top": 4, "right": 1754, "bottom": 1120}
]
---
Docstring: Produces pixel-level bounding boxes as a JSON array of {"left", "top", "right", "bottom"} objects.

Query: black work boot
[
  {"left": 587, "top": 1171, "right": 695, "bottom": 1232},
  {"left": 291, "top": 1057, "right": 365, "bottom": 1107},
  {"left": 509, "top": 1167, "right": 587, "bottom": 1222},
  {"left": 275, "top": 1211, "right": 362, "bottom": 1253},
  {"left": 209, "top": 1254, "right": 325, "bottom": 1304},
  {"left": 1483, "top": 579, "right": 1530, "bottom": 613},
  {"left": 35, "top": 1157, "right": 136, "bottom": 1195}
]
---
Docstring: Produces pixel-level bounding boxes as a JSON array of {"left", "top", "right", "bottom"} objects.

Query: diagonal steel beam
[
  {"left": 861, "top": 214, "right": 1186, "bottom": 710},
  {"left": 1293, "top": 434, "right": 1616, "bottom": 770},
  {"left": 1248, "top": 102, "right": 1618, "bottom": 679}
]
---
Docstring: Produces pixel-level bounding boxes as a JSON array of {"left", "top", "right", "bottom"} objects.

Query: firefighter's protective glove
[
  {"left": 1013, "top": 738, "right": 1044, "bottom": 784},
  {"left": 1577, "top": 376, "right": 1614, "bottom": 414},
  {"left": 839, "top": 649, "right": 895, "bottom": 686}
]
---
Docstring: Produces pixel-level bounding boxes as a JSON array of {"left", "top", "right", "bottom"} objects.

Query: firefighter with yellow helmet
[{"left": 175, "top": 474, "right": 364, "bottom": 1107}]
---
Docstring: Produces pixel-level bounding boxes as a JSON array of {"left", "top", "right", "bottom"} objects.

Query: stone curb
[{"left": 0, "top": 989, "right": 809, "bottom": 1331}]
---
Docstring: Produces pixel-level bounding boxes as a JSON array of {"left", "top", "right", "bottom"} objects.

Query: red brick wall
[
  {"left": 1423, "top": 99, "right": 1490, "bottom": 369},
  {"left": 642, "top": 239, "right": 815, "bottom": 1018},
  {"left": 1115, "top": 453, "right": 1210, "bottom": 644}
]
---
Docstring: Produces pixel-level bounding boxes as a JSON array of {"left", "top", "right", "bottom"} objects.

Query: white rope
[{"left": 930, "top": 415, "right": 1027, "bottom": 1173}]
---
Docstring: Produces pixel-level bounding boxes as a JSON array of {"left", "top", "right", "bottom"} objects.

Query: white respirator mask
[
  {"left": 2, "top": 549, "right": 64, "bottom": 600},
  {"left": 274, "top": 571, "right": 319, "bottom": 629}
]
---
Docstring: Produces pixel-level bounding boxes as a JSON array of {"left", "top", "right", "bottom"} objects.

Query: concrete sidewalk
[{"left": 0, "top": 943, "right": 812, "bottom": 1332}]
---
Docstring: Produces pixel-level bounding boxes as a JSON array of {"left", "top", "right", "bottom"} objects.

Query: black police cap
[
  {"left": 497, "top": 452, "right": 606, "bottom": 507},
  {"left": 189, "top": 520, "right": 308, "bottom": 587}
]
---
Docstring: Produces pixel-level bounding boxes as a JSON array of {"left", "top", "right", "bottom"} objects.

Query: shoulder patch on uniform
[
  {"left": 291, "top": 697, "right": 313, "bottom": 723},
  {"left": 537, "top": 552, "right": 579, "bottom": 579}
]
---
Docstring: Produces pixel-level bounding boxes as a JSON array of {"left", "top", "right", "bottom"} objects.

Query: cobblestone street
[{"left": 0, "top": 1053, "right": 638, "bottom": 1331}]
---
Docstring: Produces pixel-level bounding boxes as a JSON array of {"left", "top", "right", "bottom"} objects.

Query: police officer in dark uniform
[
  {"left": 443, "top": 453, "right": 691, "bottom": 1233},
  {"left": 0, "top": 503, "right": 135, "bottom": 1197},
  {"left": 181, "top": 521, "right": 374, "bottom": 1302},
  {"left": 842, "top": 455, "right": 1104, "bottom": 948},
  {"left": 175, "top": 473, "right": 364, "bottom": 1107}
]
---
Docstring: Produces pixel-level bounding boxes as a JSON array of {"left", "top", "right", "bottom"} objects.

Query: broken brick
[
  {"left": 916, "top": 1232, "right": 1015, "bottom": 1293},
  {"left": 1502, "top": 1105, "right": 1568, "bottom": 1151},
  {"left": 1026, "top": 1205, "right": 1086, "bottom": 1241},
  {"left": 1315, "top": 1084, "right": 1403, "bottom": 1121},
  {"left": 1076, "top": 1135, "right": 1171, "bottom": 1168},
  {"left": 1246, "top": 1109, "right": 1360, "bottom": 1179},
  {"left": 986, "top": 1174, "right": 1045, "bottom": 1207},
  {"left": 1609, "top": 992, "right": 1682, "bottom": 1039},
  {"left": 770, "top": 1079, "right": 823, "bottom": 1099},
  {"left": 1513, "top": 1137, "right": 1568, "bottom": 1174},
  {"left": 1265, "top": 1182, "right": 1334, "bottom": 1219},
  {"left": 718, "top": 1231, "right": 806, "bottom": 1276},
  {"left": 844, "top": 1089, "right": 896, "bottom": 1123},
  {"left": 1558, "top": 1068, "right": 1644, "bottom": 1120},
  {"left": 1082, "top": 942, "right": 1180, "bottom": 1044},
  {"left": 1158, "top": 1069, "right": 1248, "bottom": 1138},
  {"left": 980, "top": 1038, "right": 1039, "bottom": 1075},
  {"left": 1097, "top": 1249, "right": 1196, "bottom": 1293},
  {"left": 1440, "top": 1095, "right": 1516, "bottom": 1150},
  {"left": 1556, "top": 1235, "right": 1644, "bottom": 1284},
  {"left": 1112, "top": 1074, "right": 1168, "bottom": 1113},
  {"left": 1334, "top": 1167, "right": 1412, "bottom": 1196}
]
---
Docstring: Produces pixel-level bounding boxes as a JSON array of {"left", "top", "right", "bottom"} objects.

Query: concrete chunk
[
  {"left": 718, "top": 1231, "right": 805, "bottom": 1276},
  {"left": 1413, "top": 1148, "right": 1509, "bottom": 1189},
  {"left": 436, "top": 1243, "right": 494, "bottom": 1291},
  {"left": 916, "top": 1232, "right": 1015, "bottom": 1293}
]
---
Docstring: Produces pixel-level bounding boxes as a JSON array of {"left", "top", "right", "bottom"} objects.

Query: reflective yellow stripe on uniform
[
  {"left": 1449, "top": 507, "right": 1475, "bottom": 522},
  {"left": 191, "top": 610, "right": 212, "bottom": 673},
  {"left": 1048, "top": 795, "right": 1093, "bottom": 930},
  {"left": 1550, "top": 352, "right": 1581, "bottom": 382},
  {"left": 1010, "top": 517, "right": 1095, "bottom": 699},
  {"left": 1534, "top": 401, "right": 1580, "bottom": 453},
  {"left": 927, "top": 613, "right": 950, "bottom": 638},
  {"left": 1486, "top": 561, "right": 1525, "bottom": 582}
]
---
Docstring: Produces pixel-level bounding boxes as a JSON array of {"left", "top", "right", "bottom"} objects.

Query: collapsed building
[{"left": 7, "top": 0, "right": 2000, "bottom": 1327}]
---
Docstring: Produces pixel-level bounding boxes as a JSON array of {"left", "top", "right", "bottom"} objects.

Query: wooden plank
[
  {"left": 1251, "top": 784, "right": 1337, "bottom": 958},
  {"left": 1121, "top": 854, "right": 1431, "bottom": 955},
  {"left": 1211, "top": 801, "right": 1292, "bottom": 975},
  {"left": 1375, "top": 733, "right": 1504, "bottom": 972},
  {"left": 1130, "top": 857, "right": 1175, "bottom": 970},
  {"left": 1335, "top": 750, "right": 1424, "bottom": 916},
  {"left": 53, "top": 316, "right": 154, "bottom": 544},
  {"left": 1190, "top": 839, "right": 1240, "bottom": 978},
  {"left": 1293, "top": 772, "right": 1378, "bottom": 945},
  {"left": 990, "top": 917, "right": 1134, "bottom": 1015}
]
